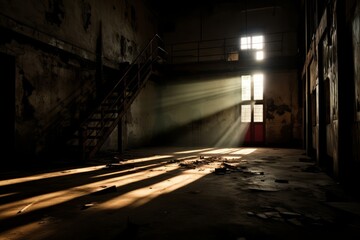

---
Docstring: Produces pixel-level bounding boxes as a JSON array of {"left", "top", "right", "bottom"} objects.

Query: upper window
[{"left": 240, "top": 35, "right": 264, "bottom": 61}]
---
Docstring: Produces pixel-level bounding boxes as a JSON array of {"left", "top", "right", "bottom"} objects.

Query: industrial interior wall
[
  {"left": 323, "top": 4, "right": 339, "bottom": 175},
  {"left": 265, "top": 70, "right": 301, "bottom": 147},
  {"left": 149, "top": 72, "right": 242, "bottom": 147},
  {"left": 0, "top": 0, "right": 158, "bottom": 158},
  {"left": 110, "top": 80, "right": 160, "bottom": 150},
  {"left": 149, "top": 70, "right": 301, "bottom": 148},
  {"left": 307, "top": 2, "right": 340, "bottom": 176},
  {"left": 350, "top": 0, "right": 360, "bottom": 175}
]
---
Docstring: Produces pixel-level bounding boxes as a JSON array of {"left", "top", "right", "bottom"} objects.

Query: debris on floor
[
  {"left": 246, "top": 205, "right": 333, "bottom": 227},
  {"left": 38, "top": 216, "right": 59, "bottom": 225},
  {"left": 17, "top": 200, "right": 38, "bottom": 214},
  {"left": 104, "top": 162, "right": 135, "bottom": 170},
  {"left": 167, "top": 159, "right": 180, "bottom": 163},
  {"left": 214, "top": 167, "right": 229, "bottom": 175},
  {"left": 2, "top": 147, "right": 359, "bottom": 240},
  {"left": 81, "top": 203, "right": 95, "bottom": 210}
]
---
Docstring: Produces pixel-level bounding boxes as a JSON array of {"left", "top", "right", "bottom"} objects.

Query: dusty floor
[{"left": 1, "top": 147, "right": 360, "bottom": 240}]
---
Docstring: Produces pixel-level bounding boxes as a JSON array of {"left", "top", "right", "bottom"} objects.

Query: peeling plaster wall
[
  {"left": 10, "top": 43, "right": 97, "bottom": 157},
  {"left": 322, "top": 14, "right": 339, "bottom": 163},
  {"left": 309, "top": 58, "right": 318, "bottom": 151},
  {"left": 303, "top": 0, "right": 360, "bottom": 180},
  {"left": 265, "top": 70, "right": 300, "bottom": 146},
  {"left": 0, "top": 0, "right": 157, "bottom": 63},
  {"left": 149, "top": 71, "right": 300, "bottom": 148},
  {"left": 0, "top": 0, "right": 158, "bottom": 157},
  {"left": 306, "top": 1, "right": 339, "bottom": 176},
  {"left": 352, "top": 1, "right": 360, "bottom": 164}
]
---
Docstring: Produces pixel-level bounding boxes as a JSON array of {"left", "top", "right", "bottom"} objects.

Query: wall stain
[
  {"left": 45, "top": 0, "right": 65, "bottom": 27},
  {"left": 266, "top": 98, "right": 291, "bottom": 120}
]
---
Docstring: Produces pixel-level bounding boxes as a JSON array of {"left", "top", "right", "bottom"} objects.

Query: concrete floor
[{"left": 1, "top": 147, "right": 360, "bottom": 240}]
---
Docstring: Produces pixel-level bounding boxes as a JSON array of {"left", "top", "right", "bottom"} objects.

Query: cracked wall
[
  {"left": 265, "top": 71, "right": 300, "bottom": 146},
  {"left": 352, "top": 1, "right": 360, "bottom": 166},
  {"left": 0, "top": 0, "right": 158, "bottom": 158}
]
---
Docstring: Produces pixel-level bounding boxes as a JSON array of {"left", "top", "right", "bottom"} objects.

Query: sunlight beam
[
  {"left": 0, "top": 165, "right": 104, "bottom": 187},
  {"left": 100, "top": 170, "right": 206, "bottom": 209}
]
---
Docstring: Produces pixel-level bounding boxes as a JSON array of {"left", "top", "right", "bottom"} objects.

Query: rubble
[
  {"left": 17, "top": 200, "right": 38, "bottom": 214},
  {"left": 245, "top": 205, "right": 331, "bottom": 227},
  {"left": 81, "top": 203, "right": 95, "bottom": 210},
  {"left": 105, "top": 163, "right": 135, "bottom": 170}
]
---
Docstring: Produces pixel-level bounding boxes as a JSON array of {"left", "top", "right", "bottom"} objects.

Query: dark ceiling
[{"left": 145, "top": 0, "right": 284, "bottom": 17}]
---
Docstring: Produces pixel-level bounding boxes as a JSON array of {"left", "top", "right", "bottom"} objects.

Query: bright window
[
  {"left": 241, "top": 37, "right": 251, "bottom": 50},
  {"left": 241, "top": 75, "right": 251, "bottom": 101},
  {"left": 255, "top": 51, "right": 264, "bottom": 60},
  {"left": 241, "top": 105, "right": 251, "bottom": 122},
  {"left": 252, "top": 36, "right": 264, "bottom": 49},
  {"left": 240, "top": 35, "right": 265, "bottom": 61},
  {"left": 253, "top": 74, "right": 264, "bottom": 100},
  {"left": 240, "top": 74, "right": 264, "bottom": 123},
  {"left": 253, "top": 104, "right": 263, "bottom": 122}
]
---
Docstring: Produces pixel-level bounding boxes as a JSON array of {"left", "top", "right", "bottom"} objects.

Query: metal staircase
[{"left": 78, "top": 34, "right": 166, "bottom": 161}]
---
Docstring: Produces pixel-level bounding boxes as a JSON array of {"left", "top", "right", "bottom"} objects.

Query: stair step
[{"left": 75, "top": 35, "right": 166, "bottom": 162}]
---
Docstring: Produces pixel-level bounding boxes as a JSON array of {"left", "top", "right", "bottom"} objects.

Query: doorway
[{"left": 240, "top": 74, "right": 265, "bottom": 145}]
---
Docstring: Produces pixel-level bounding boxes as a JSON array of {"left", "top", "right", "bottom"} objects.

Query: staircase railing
[{"left": 79, "top": 34, "right": 167, "bottom": 160}]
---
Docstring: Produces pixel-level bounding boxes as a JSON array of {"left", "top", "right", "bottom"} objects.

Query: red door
[{"left": 241, "top": 74, "right": 265, "bottom": 145}]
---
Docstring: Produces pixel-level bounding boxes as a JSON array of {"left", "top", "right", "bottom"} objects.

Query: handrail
[
  {"left": 80, "top": 34, "right": 164, "bottom": 128},
  {"left": 165, "top": 31, "right": 297, "bottom": 64},
  {"left": 79, "top": 34, "right": 167, "bottom": 160}
]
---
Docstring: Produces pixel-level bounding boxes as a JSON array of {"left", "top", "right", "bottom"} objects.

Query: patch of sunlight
[
  {"left": 92, "top": 159, "right": 172, "bottom": 179},
  {"left": 100, "top": 170, "right": 206, "bottom": 209},
  {"left": 202, "top": 148, "right": 239, "bottom": 154},
  {"left": 232, "top": 148, "right": 257, "bottom": 155},
  {"left": 126, "top": 155, "right": 173, "bottom": 164},
  {"left": 1, "top": 221, "right": 46, "bottom": 240},
  {"left": 221, "top": 155, "right": 242, "bottom": 160},
  {"left": 0, "top": 167, "right": 169, "bottom": 220},
  {"left": 0, "top": 165, "right": 104, "bottom": 187},
  {"left": 173, "top": 148, "right": 214, "bottom": 154}
]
